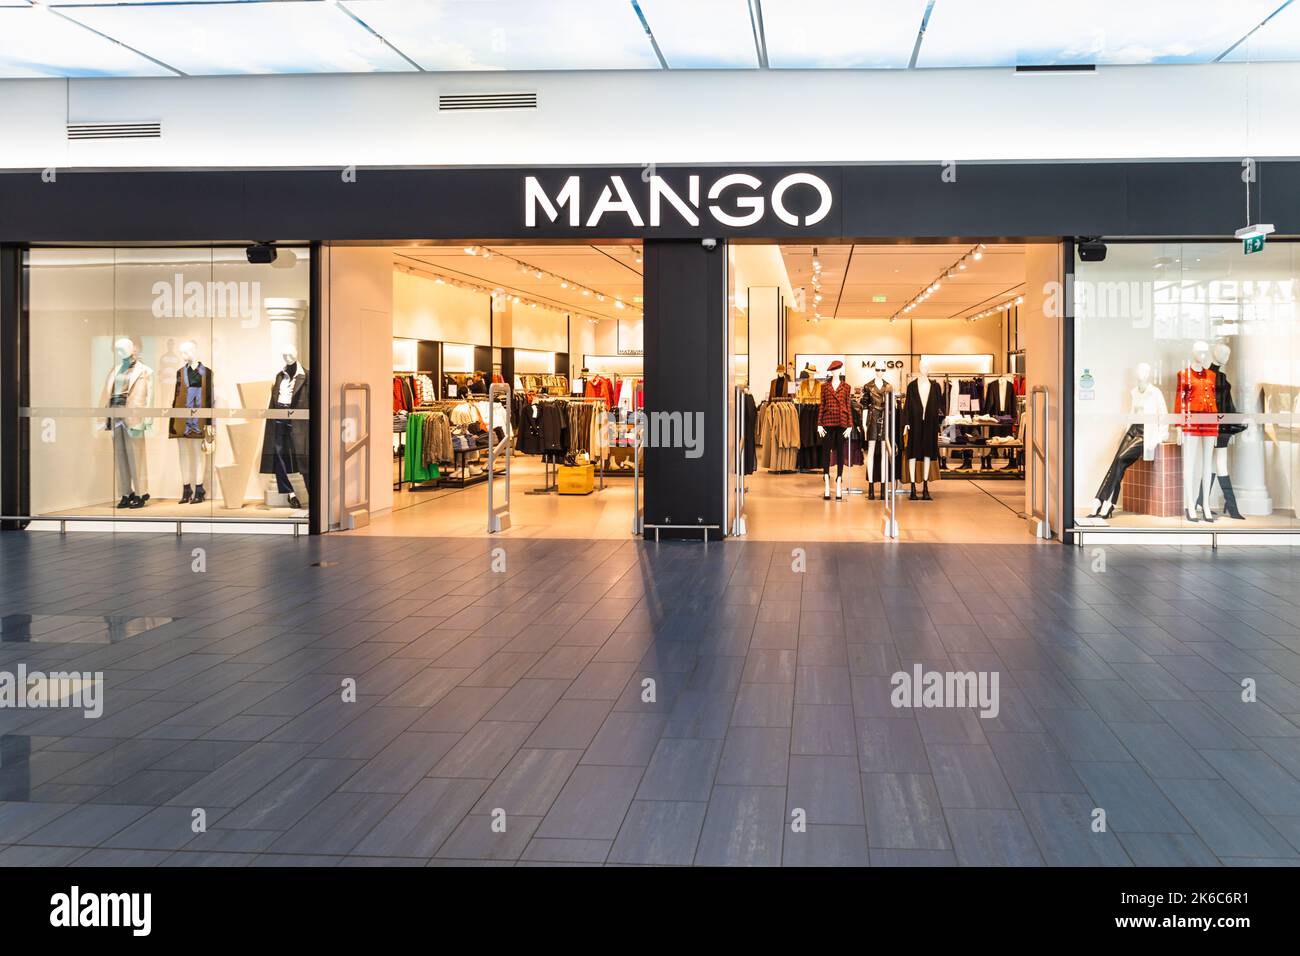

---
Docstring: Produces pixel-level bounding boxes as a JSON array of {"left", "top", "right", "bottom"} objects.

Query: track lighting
[
  {"left": 463, "top": 246, "right": 477, "bottom": 255},
  {"left": 972, "top": 250, "right": 982, "bottom": 261}
]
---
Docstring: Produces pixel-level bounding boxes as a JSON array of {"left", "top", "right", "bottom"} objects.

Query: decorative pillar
[{"left": 1231, "top": 315, "right": 1275, "bottom": 516}]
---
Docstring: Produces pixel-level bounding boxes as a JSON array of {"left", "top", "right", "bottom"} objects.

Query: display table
[{"left": 1121, "top": 441, "right": 1183, "bottom": 517}]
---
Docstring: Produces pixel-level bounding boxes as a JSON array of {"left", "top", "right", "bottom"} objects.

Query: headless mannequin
[
  {"left": 106, "top": 336, "right": 152, "bottom": 508},
  {"left": 985, "top": 374, "right": 1015, "bottom": 470},
  {"left": 1195, "top": 343, "right": 1245, "bottom": 519},
  {"left": 816, "top": 370, "right": 853, "bottom": 501},
  {"left": 1087, "top": 362, "right": 1164, "bottom": 520},
  {"left": 174, "top": 341, "right": 209, "bottom": 504},
  {"left": 1179, "top": 340, "right": 1217, "bottom": 522},
  {"left": 863, "top": 371, "right": 887, "bottom": 500},
  {"left": 268, "top": 348, "right": 306, "bottom": 507},
  {"left": 908, "top": 370, "right": 934, "bottom": 501}
]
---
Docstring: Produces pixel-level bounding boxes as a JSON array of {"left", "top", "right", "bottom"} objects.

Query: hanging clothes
[
  {"left": 904, "top": 377, "right": 944, "bottom": 460},
  {"left": 741, "top": 391, "right": 758, "bottom": 475},
  {"left": 755, "top": 400, "right": 800, "bottom": 472}
]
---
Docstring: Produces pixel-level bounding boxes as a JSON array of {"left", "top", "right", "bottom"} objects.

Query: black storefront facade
[{"left": 3, "top": 160, "right": 1299, "bottom": 542}]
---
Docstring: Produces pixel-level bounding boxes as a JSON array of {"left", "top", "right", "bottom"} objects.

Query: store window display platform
[{"left": 0, "top": 533, "right": 1297, "bottom": 866}]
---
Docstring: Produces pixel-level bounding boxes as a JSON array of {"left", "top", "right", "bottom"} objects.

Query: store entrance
[
  {"left": 324, "top": 241, "right": 644, "bottom": 537},
  {"left": 731, "top": 241, "right": 1057, "bottom": 543}
]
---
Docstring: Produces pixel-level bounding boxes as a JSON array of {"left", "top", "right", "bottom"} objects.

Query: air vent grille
[
  {"left": 438, "top": 92, "right": 538, "bottom": 112},
  {"left": 67, "top": 122, "right": 162, "bottom": 141}
]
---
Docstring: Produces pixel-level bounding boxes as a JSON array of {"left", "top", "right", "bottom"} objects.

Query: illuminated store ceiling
[{"left": 1, "top": 0, "right": 1298, "bottom": 78}]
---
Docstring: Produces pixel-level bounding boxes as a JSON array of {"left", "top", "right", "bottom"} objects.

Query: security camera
[
  {"left": 1078, "top": 238, "right": 1107, "bottom": 262},
  {"left": 246, "top": 241, "right": 278, "bottom": 265},
  {"left": 701, "top": 238, "right": 718, "bottom": 250}
]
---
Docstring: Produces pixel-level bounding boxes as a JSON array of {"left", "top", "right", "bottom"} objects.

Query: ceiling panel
[
  {"left": 1223, "top": 0, "right": 1300, "bottom": 62},
  {"left": 917, "top": 0, "right": 1281, "bottom": 68},
  {"left": 781, "top": 243, "right": 1025, "bottom": 320},
  {"left": 762, "top": 0, "right": 930, "bottom": 69},
  {"left": 0, "top": 5, "right": 174, "bottom": 77},
  {"left": 345, "top": 0, "right": 659, "bottom": 71},
  {"left": 63, "top": 1, "right": 419, "bottom": 75},
  {"left": 396, "top": 243, "right": 643, "bottom": 321},
  {"left": 638, "top": 0, "right": 759, "bottom": 68}
]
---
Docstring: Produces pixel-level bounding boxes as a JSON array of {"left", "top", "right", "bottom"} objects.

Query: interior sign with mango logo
[{"left": 524, "top": 171, "right": 833, "bottom": 230}]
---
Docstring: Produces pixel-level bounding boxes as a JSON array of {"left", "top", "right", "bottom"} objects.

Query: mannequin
[
  {"left": 1176, "top": 340, "right": 1218, "bottom": 522},
  {"left": 983, "top": 373, "right": 1017, "bottom": 470},
  {"left": 99, "top": 336, "right": 152, "bottom": 509},
  {"left": 260, "top": 348, "right": 309, "bottom": 509},
  {"left": 768, "top": 364, "right": 789, "bottom": 401},
  {"left": 1086, "top": 362, "right": 1168, "bottom": 520},
  {"left": 904, "top": 361, "right": 943, "bottom": 500},
  {"left": 816, "top": 360, "right": 854, "bottom": 500},
  {"left": 861, "top": 369, "right": 891, "bottom": 499},
  {"left": 1195, "top": 343, "right": 1246, "bottom": 519},
  {"left": 797, "top": 365, "right": 822, "bottom": 403},
  {"left": 169, "top": 340, "right": 214, "bottom": 505}
]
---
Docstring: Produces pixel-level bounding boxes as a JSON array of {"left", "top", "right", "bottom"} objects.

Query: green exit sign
[
  {"left": 872, "top": 295, "right": 887, "bottom": 302},
  {"left": 1243, "top": 235, "right": 1266, "bottom": 255}
]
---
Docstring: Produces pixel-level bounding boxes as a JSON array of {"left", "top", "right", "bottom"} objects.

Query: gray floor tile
[
  {"left": 694, "top": 785, "right": 785, "bottom": 866},
  {"left": 636, "top": 737, "right": 723, "bottom": 802},
  {"left": 1018, "top": 792, "right": 1132, "bottom": 866},
  {"left": 986, "top": 732, "right": 1085, "bottom": 793},
  {"left": 429, "top": 721, "right": 535, "bottom": 779},
  {"left": 536, "top": 765, "right": 644, "bottom": 841},
  {"left": 945, "top": 808, "right": 1044, "bottom": 866},
  {"left": 927, "top": 743, "right": 1016, "bottom": 810},
  {"left": 609, "top": 800, "right": 707, "bottom": 865},
  {"left": 582, "top": 712, "right": 668, "bottom": 767},
  {"left": 861, "top": 772, "right": 951, "bottom": 850},
  {"left": 717, "top": 726, "right": 790, "bottom": 787},
  {"left": 351, "top": 777, "right": 488, "bottom": 858},
  {"left": 858, "top": 718, "right": 930, "bottom": 773},
  {"left": 473, "top": 748, "right": 583, "bottom": 817},
  {"left": 732, "top": 683, "right": 795, "bottom": 728},
  {"left": 782, "top": 823, "right": 870, "bottom": 866},
  {"left": 1156, "top": 778, "right": 1295, "bottom": 858},
  {"left": 787, "top": 755, "right": 864, "bottom": 826}
]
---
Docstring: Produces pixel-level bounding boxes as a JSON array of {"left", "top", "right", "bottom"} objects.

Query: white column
[
  {"left": 1230, "top": 319, "right": 1274, "bottom": 516},
  {"left": 266, "top": 297, "right": 307, "bottom": 364}
]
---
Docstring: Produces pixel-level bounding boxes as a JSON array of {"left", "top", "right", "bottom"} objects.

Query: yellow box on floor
[{"left": 557, "top": 464, "right": 595, "bottom": 495}]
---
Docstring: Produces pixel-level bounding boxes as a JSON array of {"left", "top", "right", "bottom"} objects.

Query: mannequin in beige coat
[{"left": 99, "top": 336, "right": 153, "bottom": 508}]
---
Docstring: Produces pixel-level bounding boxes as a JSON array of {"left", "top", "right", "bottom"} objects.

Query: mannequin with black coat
[
  {"left": 903, "top": 362, "right": 943, "bottom": 500},
  {"left": 260, "top": 347, "right": 310, "bottom": 508}
]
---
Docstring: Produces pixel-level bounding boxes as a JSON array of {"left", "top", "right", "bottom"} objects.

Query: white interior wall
[
  {"left": 1023, "top": 243, "right": 1064, "bottom": 535},
  {"left": 324, "top": 245, "right": 393, "bottom": 526},
  {"left": 787, "top": 317, "right": 1006, "bottom": 369},
  {"left": 2, "top": 62, "right": 1299, "bottom": 169},
  {"left": 392, "top": 269, "right": 490, "bottom": 345}
]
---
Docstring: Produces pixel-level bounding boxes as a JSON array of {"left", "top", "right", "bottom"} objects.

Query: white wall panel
[{"left": 1, "top": 63, "right": 1298, "bottom": 170}]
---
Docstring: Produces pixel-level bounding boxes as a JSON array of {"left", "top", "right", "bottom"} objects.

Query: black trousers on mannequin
[
  {"left": 269, "top": 420, "right": 297, "bottom": 493},
  {"left": 821, "top": 429, "right": 844, "bottom": 479},
  {"left": 1095, "top": 424, "right": 1144, "bottom": 506}
]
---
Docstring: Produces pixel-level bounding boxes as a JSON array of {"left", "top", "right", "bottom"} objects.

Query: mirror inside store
[
  {"left": 326, "top": 242, "right": 644, "bottom": 536},
  {"left": 731, "top": 241, "right": 1059, "bottom": 542}
]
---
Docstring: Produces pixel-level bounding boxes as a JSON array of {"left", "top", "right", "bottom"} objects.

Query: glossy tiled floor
[
  {"left": 364, "top": 454, "right": 1033, "bottom": 543},
  {"left": 1, "top": 532, "right": 1298, "bottom": 866}
]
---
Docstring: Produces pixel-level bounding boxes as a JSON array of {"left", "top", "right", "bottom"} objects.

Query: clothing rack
[{"left": 517, "top": 395, "right": 609, "bottom": 495}]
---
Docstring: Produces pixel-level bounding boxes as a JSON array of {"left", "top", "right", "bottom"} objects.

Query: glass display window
[
  {"left": 23, "top": 245, "right": 312, "bottom": 525},
  {"left": 1073, "top": 241, "right": 1298, "bottom": 536}
]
